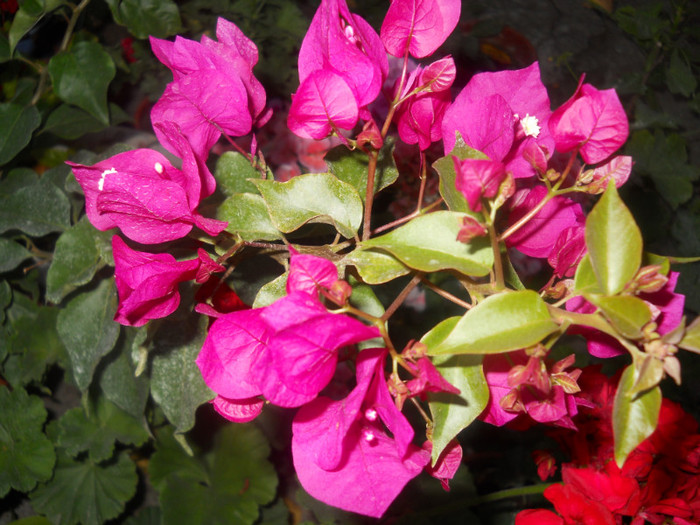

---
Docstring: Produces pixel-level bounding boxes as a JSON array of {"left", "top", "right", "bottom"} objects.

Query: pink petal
[
  {"left": 453, "top": 157, "right": 507, "bottom": 212},
  {"left": 425, "top": 439, "right": 463, "bottom": 490},
  {"left": 419, "top": 56, "right": 457, "bottom": 92},
  {"left": 396, "top": 89, "right": 451, "bottom": 150},
  {"left": 211, "top": 395, "right": 264, "bottom": 423},
  {"left": 287, "top": 69, "right": 359, "bottom": 139},
  {"left": 286, "top": 249, "right": 339, "bottom": 295},
  {"left": 587, "top": 155, "right": 633, "bottom": 191},
  {"left": 381, "top": 0, "right": 461, "bottom": 59}
]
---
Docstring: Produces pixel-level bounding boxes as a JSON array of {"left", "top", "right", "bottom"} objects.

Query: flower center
[
  {"left": 154, "top": 162, "right": 164, "bottom": 174},
  {"left": 364, "top": 408, "right": 378, "bottom": 422},
  {"left": 520, "top": 114, "right": 541, "bottom": 138}
]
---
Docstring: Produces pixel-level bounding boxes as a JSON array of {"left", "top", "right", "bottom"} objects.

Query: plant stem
[
  {"left": 499, "top": 191, "right": 554, "bottom": 243},
  {"left": 420, "top": 277, "right": 472, "bottom": 310},
  {"left": 489, "top": 221, "right": 505, "bottom": 289},
  {"left": 381, "top": 273, "right": 423, "bottom": 322}
]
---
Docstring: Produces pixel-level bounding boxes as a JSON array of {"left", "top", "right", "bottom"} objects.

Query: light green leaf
[
  {"left": 0, "top": 238, "right": 32, "bottom": 273},
  {"left": 587, "top": 294, "right": 652, "bottom": 340},
  {"left": 253, "top": 173, "right": 363, "bottom": 238},
  {"left": 150, "top": 311, "right": 213, "bottom": 435},
  {"left": 56, "top": 279, "right": 120, "bottom": 391},
  {"left": 49, "top": 41, "right": 116, "bottom": 124},
  {"left": 612, "top": 365, "right": 661, "bottom": 467},
  {"left": 104, "top": 0, "right": 182, "bottom": 38},
  {"left": 573, "top": 254, "right": 601, "bottom": 294},
  {"left": 0, "top": 103, "right": 40, "bottom": 165},
  {"left": 362, "top": 211, "right": 493, "bottom": 277},
  {"left": 343, "top": 248, "right": 410, "bottom": 284},
  {"left": 432, "top": 133, "right": 487, "bottom": 213},
  {"left": 679, "top": 316, "right": 700, "bottom": 354},
  {"left": 253, "top": 273, "right": 288, "bottom": 308},
  {"left": 429, "top": 290, "right": 559, "bottom": 355},
  {"left": 586, "top": 183, "right": 642, "bottom": 295},
  {"left": 56, "top": 396, "right": 148, "bottom": 462},
  {"left": 214, "top": 151, "right": 261, "bottom": 196},
  {"left": 0, "top": 387, "right": 56, "bottom": 497},
  {"left": 46, "top": 216, "right": 111, "bottom": 303},
  {"left": 0, "top": 177, "right": 71, "bottom": 236},
  {"left": 31, "top": 450, "right": 138, "bottom": 525},
  {"left": 325, "top": 139, "right": 399, "bottom": 199},
  {"left": 217, "top": 193, "right": 282, "bottom": 241},
  {"left": 423, "top": 317, "right": 488, "bottom": 464},
  {"left": 158, "top": 424, "right": 277, "bottom": 525}
]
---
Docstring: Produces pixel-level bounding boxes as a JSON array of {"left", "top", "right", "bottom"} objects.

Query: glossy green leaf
[
  {"left": 0, "top": 103, "right": 40, "bottom": 165},
  {"left": 585, "top": 183, "right": 642, "bottom": 295},
  {"left": 42, "top": 104, "right": 108, "bottom": 139},
  {"left": 56, "top": 279, "right": 120, "bottom": 391},
  {"left": 612, "top": 365, "right": 661, "bottom": 467},
  {"left": 104, "top": 0, "right": 182, "bottom": 38},
  {"left": 325, "top": 139, "right": 399, "bottom": 199},
  {"left": 253, "top": 173, "right": 363, "bottom": 238},
  {"left": 0, "top": 238, "right": 32, "bottom": 273},
  {"left": 573, "top": 254, "right": 601, "bottom": 294},
  {"left": 56, "top": 396, "right": 148, "bottom": 462},
  {"left": 214, "top": 152, "right": 261, "bottom": 196},
  {"left": 423, "top": 317, "right": 488, "bottom": 464},
  {"left": 0, "top": 177, "right": 71, "bottom": 236},
  {"left": 46, "top": 217, "right": 111, "bottom": 304},
  {"left": 343, "top": 248, "right": 410, "bottom": 284},
  {"left": 432, "top": 133, "right": 487, "bottom": 213},
  {"left": 31, "top": 450, "right": 138, "bottom": 525},
  {"left": 8, "top": 0, "right": 64, "bottom": 55},
  {"left": 0, "top": 387, "right": 56, "bottom": 497},
  {"left": 587, "top": 294, "right": 652, "bottom": 340},
  {"left": 362, "top": 211, "right": 493, "bottom": 277},
  {"left": 217, "top": 193, "right": 282, "bottom": 241},
  {"left": 150, "top": 311, "right": 213, "bottom": 435},
  {"left": 49, "top": 41, "right": 116, "bottom": 125},
  {"left": 158, "top": 424, "right": 277, "bottom": 525},
  {"left": 429, "top": 290, "right": 559, "bottom": 355}
]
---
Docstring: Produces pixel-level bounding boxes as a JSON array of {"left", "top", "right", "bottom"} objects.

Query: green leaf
[
  {"left": 252, "top": 273, "right": 288, "bottom": 308},
  {"left": 42, "top": 104, "right": 108, "bottom": 139},
  {"left": 573, "top": 254, "right": 601, "bottom": 294},
  {"left": 0, "top": 387, "right": 56, "bottom": 497},
  {"left": 159, "top": 424, "right": 277, "bottom": 525},
  {"left": 666, "top": 50, "right": 697, "bottom": 98},
  {"left": 56, "top": 396, "right": 148, "bottom": 462},
  {"left": 46, "top": 216, "right": 111, "bottom": 303},
  {"left": 149, "top": 427, "right": 209, "bottom": 491},
  {"left": 253, "top": 173, "right": 363, "bottom": 238},
  {"left": 0, "top": 280, "right": 10, "bottom": 326},
  {"left": 57, "top": 279, "right": 120, "bottom": 391},
  {"left": 585, "top": 183, "right": 642, "bottom": 295},
  {"left": 679, "top": 316, "right": 700, "bottom": 354},
  {"left": 104, "top": 0, "right": 182, "bottom": 38},
  {"left": 325, "top": 139, "right": 399, "bottom": 199},
  {"left": 218, "top": 193, "right": 282, "bottom": 241},
  {"left": 0, "top": 238, "right": 32, "bottom": 273},
  {"left": 31, "top": 450, "right": 138, "bottom": 525},
  {"left": 0, "top": 34, "right": 9, "bottom": 63},
  {"left": 150, "top": 311, "right": 213, "bottom": 435},
  {"left": 8, "top": 0, "right": 64, "bottom": 55},
  {"left": 587, "top": 294, "right": 652, "bottom": 340},
  {"left": 429, "top": 290, "right": 559, "bottom": 355},
  {"left": 432, "top": 133, "right": 487, "bottom": 213},
  {"left": 0, "top": 103, "right": 41, "bottom": 165},
  {"left": 49, "top": 41, "right": 116, "bottom": 125},
  {"left": 343, "top": 248, "right": 410, "bottom": 284},
  {"left": 214, "top": 151, "right": 261, "bottom": 196},
  {"left": 423, "top": 317, "right": 488, "bottom": 464},
  {"left": 612, "top": 365, "right": 661, "bottom": 467},
  {"left": 0, "top": 177, "right": 71, "bottom": 236},
  {"left": 362, "top": 211, "right": 493, "bottom": 277}
]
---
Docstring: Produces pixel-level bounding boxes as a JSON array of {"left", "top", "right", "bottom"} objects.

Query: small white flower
[{"left": 520, "top": 114, "right": 541, "bottom": 138}]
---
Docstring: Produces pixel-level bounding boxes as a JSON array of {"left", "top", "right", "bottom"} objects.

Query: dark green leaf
[
  {"left": 253, "top": 173, "right": 363, "bottom": 238},
  {"left": 0, "top": 34, "right": 9, "bottom": 63},
  {"left": 585, "top": 183, "right": 642, "bottom": 295},
  {"left": 56, "top": 396, "right": 148, "bottom": 462},
  {"left": 46, "top": 217, "right": 111, "bottom": 304},
  {"left": 432, "top": 133, "right": 487, "bottom": 213},
  {"left": 48, "top": 41, "right": 116, "bottom": 124},
  {"left": 214, "top": 152, "right": 261, "bottom": 196},
  {"left": 0, "top": 238, "right": 32, "bottom": 273},
  {"left": 666, "top": 50, "right": 697, "bottom": 97},
  {"left": 8, "top": 0, "right": 64, "bottom": 55},
  {"left": 612, "top": 365, "right": 661, "bottom": 467},
  {"left": 325, "top": 139, "right": 399, "bottom": 199},
  {"left": 343, "top": 248, "right": 410, "bottom": 284},
  {"left": 41, "top": 104, "right": 108, "bottom": 139},
  {"left": 0, "top": 280, "right": 10, "bottom": 326},
  {"left": 0, "top": 103, "right": 40, "bottom": 165},
  {"left": 217, "top": 193, "right": 282, "bottom": 241},
  {"left": 31, "top": 450, "right": 138, "bottom": 525},
  {"left": 429, "top": 290, "right": 559, "bottom": 355},
  {"left": 159, "top": 424, "right": 277, "bottom": 525},
  {"left": 0, "top": 387, "right": 55, "bottom": 497},
  {"left": 423, "top": 317, "right": 488, "bottom": 464},
  {"left": 149, "top": 427, "right": 209, "bottom": 491},
  {"left": 104, "top": 0, "right": 182, "bottom": 38},
  {"left": 361, "top": 211, "right": 493, "bottom": 277},
  {"left": 0, "top": 178, "right": 71, "bottom": 236},
  {"left": 150, "top": 311, "right": 213, "bottom": 435},
  {"left": 57, "top": 279, "right": 120, "bottom": 391}
]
